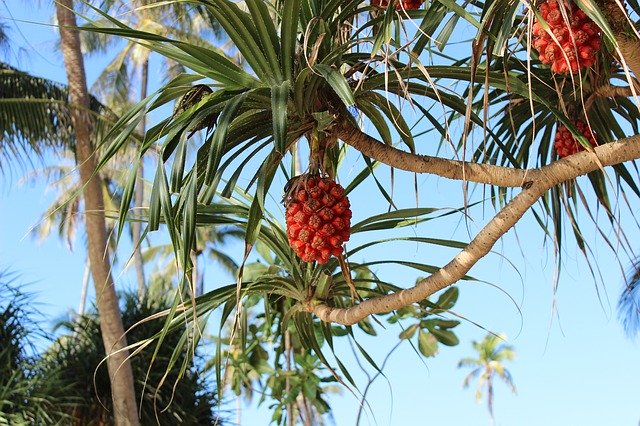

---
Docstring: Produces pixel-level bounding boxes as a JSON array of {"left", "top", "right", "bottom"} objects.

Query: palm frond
[
  {"left": 618, "top": 258, "right": 640, "bottom": 338},
  {"left": 0, "top": 62, "right": 111, "bottom": 172}
]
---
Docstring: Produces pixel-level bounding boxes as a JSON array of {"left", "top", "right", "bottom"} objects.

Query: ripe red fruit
[
  {"left": 531, "top": 0, "right": 601, "bottom": 73},
  {"left": 554, "top": 120, "right": 597, "bottom": 157},
  {"left": 285, "top": 176, "right": 352, "bottom": 264},
  {"left": 371, "top": 0, "right": 425, "bottom": 10}
]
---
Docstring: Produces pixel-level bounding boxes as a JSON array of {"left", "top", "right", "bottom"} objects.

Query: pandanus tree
[
  {"left": 0, "top": 273, "right": 73, "bottom": 424},
  {"left": 82, "top": 0, "right": 640, "bottom": 422},
  {"left": 40, "top": 288, "right": 223, "bottom": 426}
]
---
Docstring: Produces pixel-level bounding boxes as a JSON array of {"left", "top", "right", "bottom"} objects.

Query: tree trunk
[
  {"left": 78, "top": 257, "right": 90, "bottom": 316},
  {"left": 133, "top": 56, "right": 149, "bottom": 299},
  {"left": 487, "top": 373, "right": 494, "bottom": 426},
  {"left": 55, "top": 2, "right": 140, "bottom": 425},
  {"left": 192, "top": 249, "right": 202, "bottom": 297}
]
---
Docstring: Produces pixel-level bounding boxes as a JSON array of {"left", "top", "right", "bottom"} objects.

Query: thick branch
[
  {"left": 337, "top": 119, "right": 533, "bottom": 187},
  {"left": 307, "top": 136, "right": 640, "bottom": 325},
  {"left": 585, "top": 84, "right": 640, "bottom": 112}
]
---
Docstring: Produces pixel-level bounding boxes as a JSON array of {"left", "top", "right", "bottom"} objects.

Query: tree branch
[
  {"left": 337, "top": 119, "right": 536, "bottom": 187},
  {"left": 306, "top": 136, "right": 640, "bottom": 325},
  {"left": 585, "top": 83, "right": 640, "bottom": 113}
]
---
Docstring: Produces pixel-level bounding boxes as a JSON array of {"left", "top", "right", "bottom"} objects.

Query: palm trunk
[
  {"left": 55, "top": 2, "right": 140, "bottom": 425},
  {"left": 285, "top": 329, "right": 294, "bottom": 426},
  {"left": 487, "top": 377, "right": 495, "bottom": 426},
  {"left": 78, "top": 257, "right": 90, "bottom": 316},
  {"left": 192, "top": 249, "right": 202, "bottom": 297},
  {"left": 133, "top": 56, "right": 149, "bottom": 299}
]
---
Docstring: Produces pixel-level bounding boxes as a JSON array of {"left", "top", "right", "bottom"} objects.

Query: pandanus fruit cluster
[
  {"left": 531, "top": 0, "right": 602, "bottom": 74},
  {"left": 371, "top": 0, "right": 425, "bottom": 10},
  {"left": 554, "top": 120, "right": 597, "bottom": 157},
  {"left": 285, "top": 176, "right": 352, "bottom": 264}
]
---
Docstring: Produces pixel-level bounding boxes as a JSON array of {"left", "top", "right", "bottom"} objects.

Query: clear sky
[{"left": 2, "top": 2, "right": 640, "bottom": 425}]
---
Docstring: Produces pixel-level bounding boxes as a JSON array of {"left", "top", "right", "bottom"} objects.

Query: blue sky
[{"left": 2, "top": 1, "right": 640, "bottom": 425}]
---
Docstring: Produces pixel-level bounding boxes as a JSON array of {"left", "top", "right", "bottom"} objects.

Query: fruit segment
[
  {"left": 554, "top": 120, "right": 597, "bottom": 157},
  {"left": 531, "top": 0, "right": 601, "bottom": 73},
  {"left": 285, "top": 176, "right": 352, "bottom": 264},
  {"left": 371, "top": 0, "right": 425, "bottom": 10}
]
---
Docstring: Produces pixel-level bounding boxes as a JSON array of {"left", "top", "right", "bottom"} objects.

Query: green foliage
[
  {"left": 0, "top": 62, "right": 119, "bottom": 171},
  {"left": 618, "top": 259, "right": 640, "bottom": 338},
  {"left": 395, "top": 287, "right": 461, "bottom": 357},
  {"left": 49, "top": 0, "right": 640, "bottom": 422},
  {"left": 0, "top": 272, "right": 73, "bottom": 425},
  {"left": 40, "top": 289, "right": 224, "bottom": 425}
]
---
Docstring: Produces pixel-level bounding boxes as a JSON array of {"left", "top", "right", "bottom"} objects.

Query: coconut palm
[
  {"left": 55, "top": 1, "right": 139, "bottom": 423},
  {"left": 1, "top": 34, "right": 139, "bottom": 423},
  {"left": 458, "top": 333, "right": 517, "bottom": 423},
  {"left": 1, "top": 10, "right": 139, "bottom": 416},
  {"left": 0, "top": 62, "right": 114, "bottom": 172}
]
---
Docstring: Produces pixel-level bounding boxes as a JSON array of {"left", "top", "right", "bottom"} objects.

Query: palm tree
[
  {"left": 458, "top": 333, "right": 517, "bottom": 423},
  {"left": 55, "top": 1, "right": 139, "bottom": 424},
  {"left": 0, "top": 62, "right": 111, "bottom": 171}
]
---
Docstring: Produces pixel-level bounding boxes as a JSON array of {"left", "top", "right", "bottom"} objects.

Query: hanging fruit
[
  {"left": 531, "top": 0, "right": 602, "bottom": 74},
  {"left": 554, "top": 120, "right": 597, "bottom": 157},
  {"left": 371, "top": 0, "right": 425, "bottom": 10},
  {"left": 284, "top": 176, "right": 352, "bottom": 264}
]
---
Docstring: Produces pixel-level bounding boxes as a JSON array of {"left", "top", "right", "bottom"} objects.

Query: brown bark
[
  {"left": 337, "top": 119, "right": 533, "bottom": 187},
  {"left": 134, "top": 57, "right": 149, "bottom": 299},
  {"left": 55, "top": 1, "right": 140, "bottom": 424},
  {"left": 307, "top": 136, "right": 640, "bottom": 325},
  {"left": 597, "top": 0, "right": 640, "bottom": 81},
  {"left": 617, "top": 36, "right": 640, "bottom": 83}
]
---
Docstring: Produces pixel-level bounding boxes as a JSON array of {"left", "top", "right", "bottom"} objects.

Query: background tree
[
  {"left": 618, "top": 259, "right": 640, "bottom": 338},
  {"left": 458, "top": 333, "right": 517, "bottom": 424},
  {"left": 0, "top": 62, "right": 106, "bottom": 172},
  {"left": 55, "top": 1, "right": 139, "bottom": 423},
  {"left": 41, "top": 287, "right": 224, "bottom": 425},
  {"left": 0, "top": 271, "right": 72, "bottom": 424}
]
